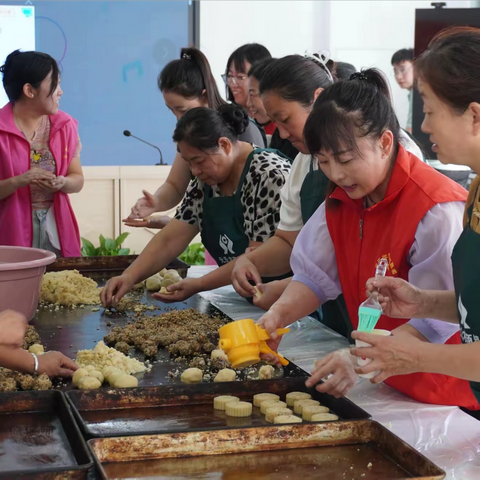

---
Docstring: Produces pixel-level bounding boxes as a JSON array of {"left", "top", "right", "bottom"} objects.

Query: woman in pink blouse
[{"left": 0, "top": 50, "right": 83, "bottom": 257}]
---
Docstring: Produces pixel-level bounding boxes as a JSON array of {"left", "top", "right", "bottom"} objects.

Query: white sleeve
[
  {"left": 290, "top": 202, "right": 342, "bottom": 303},
  {"left": 278, "top": 153, "right": 310, "bottom": 232},
  {"left": 407, "top": 201, "right": 465, "bottom": 343}
]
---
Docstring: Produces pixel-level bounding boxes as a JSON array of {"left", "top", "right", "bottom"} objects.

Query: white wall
[
  {"left": 325, "top": 0, "right": 472, "bottom": 127},
  {"left": 199, "top": 1, "right": 326, "bottom": 96},
  {"left": 199, "top": 0, "right": 474, "bottom": 128}
]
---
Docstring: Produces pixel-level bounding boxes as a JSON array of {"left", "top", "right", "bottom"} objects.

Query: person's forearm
[
  {"left": 153, "top": 180, "right": 184, "bottom": 212},
  {"left": 196, "top": 262, "right": 234, "bottom": 292},
  {"left": 269, "top": 280, "right": 320, "bottom": 328},
  {"left": 420, "top": 342, "right": 480, "bottom": 381},
  {"left": 0, "top": 347, "right": 34, "bottom": 373},
  {"left": 61, "top": 174, "right": 84, "bottom": 194},
  {"left": 246, "top": 236, "right": 293, "bottom": 277},
  {"left": 0, "top": 177, "right": 19, "bottom": 200},
  {"left": 124, "top": 229, "right": 189, "bottom": 284},
  {"left": 392, "top": 323, "right": 429, "bottom": 341},
  {"left": 419, "top": 290, "right": 458, "bottom": 323}
]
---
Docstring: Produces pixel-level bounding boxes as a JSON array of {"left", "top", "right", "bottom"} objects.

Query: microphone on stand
[{"left": 123, "top": 130, "right": 164, "bottom": 165}]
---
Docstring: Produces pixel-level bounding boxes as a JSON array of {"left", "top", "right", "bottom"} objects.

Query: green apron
[
  {"left": 201, "top": 147, "right": 291, "bottom": 284},
  {"left": 299, "top": 157, "right": 353, "bottom": 340},
  {"left": 452, "top": 181, "right": 480, "bottom": 404}
]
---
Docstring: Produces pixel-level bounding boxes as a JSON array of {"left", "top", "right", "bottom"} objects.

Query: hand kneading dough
[
  {"left": 146, "top": 275, "right": 162, "bottom": 292},
  {"left": 181, "top": 368, "right": 203, "bottom": 384},
  {"left": 78, "top": 376, "right": 102, "bottom": 390},
  {"left": 214, "top": 368, "right": 236, "bottom": 382},
  {"left": 112, "top": 374, "right": 138, "bottom": 388},
  {"left": 159, "top": 287, "right": 173, "bottom": 295},
  {"left": 72, "top": 368, "right": 89, "bottom": 387}
]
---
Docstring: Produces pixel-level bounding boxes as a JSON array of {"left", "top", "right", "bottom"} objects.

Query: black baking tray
[
  {"left": 47, "top": 255, "right": 189, "bottom": 278},
  {"left": 66, "top": 377, "right": 371, "bottom": 439},
  {"left": 0, "top": 390, "right": 93, "bottom": 479}
]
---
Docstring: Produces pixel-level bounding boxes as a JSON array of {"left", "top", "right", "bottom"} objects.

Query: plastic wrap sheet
[{"left": 190, "top": 266, "right": 480, "bottom": 480}]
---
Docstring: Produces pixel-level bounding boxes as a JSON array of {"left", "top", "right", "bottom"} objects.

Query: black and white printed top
[{"left": 175, "top": 147, "right": 291, "bottom": 242}]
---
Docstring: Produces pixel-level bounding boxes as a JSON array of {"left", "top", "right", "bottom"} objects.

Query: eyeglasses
[
  {"left": 393, "top": 65, "right": 412, "bottom": 76},
  {"left": 221, "top": 73, "right": 247, "bottom": 86}
]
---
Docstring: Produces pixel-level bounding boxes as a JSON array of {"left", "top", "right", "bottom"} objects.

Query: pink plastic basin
[{"left": 0, "top": 246, "right": 57, "bottom": 320}]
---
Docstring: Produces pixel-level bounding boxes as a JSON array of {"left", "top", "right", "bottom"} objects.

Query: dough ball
[
  {"left": 258, "top": 365, "right": 275, "bottom": 380},
  {"left": 107, "top": 370, "right": 124, "bottom": 386},
  {"left": 78, "top": 376, "right": 102, "bottom": 390},
  {"left": 214, "top": 368, "right": 236, "bottom": 383},
  {"left": 160, "top": 277, "right": 177, "bottom": 288},
  {"left": 112, "top": 374, "right": 138, "bottom": 388},
  {"left": 146, "top": 275, "right": 162, "bottom": 292},
  {"left": 72, "top": 368, "right": 89, "bottom": 387},
  {"left": 164, "top": 270, "right": 182, "bottom": 281},
  {"left": 158, "top": 268, "right": 168, "bottom": 277},
  {"left": 159, "top": 287, "right": 173, "bottom": 295},
  {"left": 211, "top": 349, "right": 230, "bottom": 362},
  {"left": 33, "top": 373, "right": 52, "bottom": 391},
  {"left": 181, "top": 368, "right": 203, "bottom": 384},
  {"left": 102, "top": 366, "right": 117, "bottom": 378},
  {"left": 133, "top": 281, "right": 145, "bottom": 290},
  {"left": 88, "top": 370, "right": 104, "bottom": 383},
  {"left": 85, "top": 365, "right": 96, "bottom": 372},
  {"left": 28, "top": 344, "right": 45, "bottom": 355}
]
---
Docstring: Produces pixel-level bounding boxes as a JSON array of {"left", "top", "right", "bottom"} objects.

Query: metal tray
[
  {"left": 88, "top": 420, "right": 445, "bottom": 480},
  {"left": 66, "top": 378, "right": 370, "bottom": 439},
  {"left": 34, "top": 264, "right": 310, "bottom": 389},
  {"left": 47, "top": 255, "right": 189, "bottom": 278},
  {"left": 0, "top": 390, "right": 93, "bottom": 479}
]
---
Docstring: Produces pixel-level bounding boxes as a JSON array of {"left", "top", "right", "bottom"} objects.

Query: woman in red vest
[
  {"left": 350, "top": 27, "right": 480, "bottom": 412},
  {"left": 259, "top": 68, "right": 480, "bottom": 410}
]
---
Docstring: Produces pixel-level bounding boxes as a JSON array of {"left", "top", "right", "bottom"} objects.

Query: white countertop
[{"left": 190, "top": 266, "right": 480, "bottom": 480}]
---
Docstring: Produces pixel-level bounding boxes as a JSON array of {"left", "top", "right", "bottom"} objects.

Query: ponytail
[{"left": 158, "top": 47, "right": 226, "bottom": 110}]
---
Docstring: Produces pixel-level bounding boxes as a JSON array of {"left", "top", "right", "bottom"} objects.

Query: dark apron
[
  {"left": 299, "top": 158, "right": 353, "bottom": 341},
  {"left": 201, "top": 148, "right": 291, "bottom": 289},
  {"left": 452, "top": 181, "right": 480, "bottom": 406}
]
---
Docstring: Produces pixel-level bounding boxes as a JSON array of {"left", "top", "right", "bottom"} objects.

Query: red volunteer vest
[{"left": 326, "top": 146, "right": 479, "bottom": 410}]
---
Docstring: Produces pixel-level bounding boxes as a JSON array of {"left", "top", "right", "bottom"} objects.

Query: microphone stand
[{"left": 123, "top": 130, "right": 164, "bottom": 165}]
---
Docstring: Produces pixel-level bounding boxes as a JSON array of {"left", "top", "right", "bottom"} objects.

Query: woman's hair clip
[
  {"left": 182, "top": 53, "right": 192, "bottom": 60},
  {"left": 350, "top": 71, "right": 368, "bottom": 82},
  {"left": 304, "top": 50, "right": 334, "bottom": 83}
]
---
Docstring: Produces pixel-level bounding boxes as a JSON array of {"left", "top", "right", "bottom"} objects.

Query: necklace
[{"left": 14, "top": 116, "right": 44, "bottom": 142}]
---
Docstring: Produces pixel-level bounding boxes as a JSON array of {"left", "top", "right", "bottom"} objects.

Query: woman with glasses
[
  {"left": 223, "top": 43, "right": 271, "bottom": 109},
  {"left": 124, "top": 47, "right": 264, "bottom": 231}
]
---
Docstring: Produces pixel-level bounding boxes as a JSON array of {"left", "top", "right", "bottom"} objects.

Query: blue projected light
[{"left": 0, "top": 0, "right": 190, "bottom": 166}]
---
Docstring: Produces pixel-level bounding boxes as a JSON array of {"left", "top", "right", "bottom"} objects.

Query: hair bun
[{"left": 218, "top": 104, "right": 249, "bottom": 136}]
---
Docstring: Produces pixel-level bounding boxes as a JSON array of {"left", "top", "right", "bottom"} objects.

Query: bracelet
[{"left": 30, "top": 352, "right": 39, "bottom": 375}]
